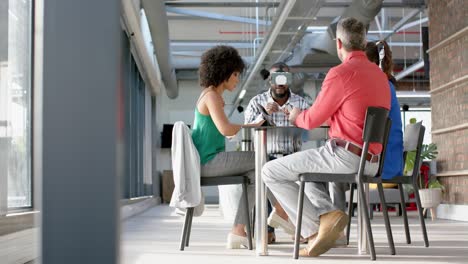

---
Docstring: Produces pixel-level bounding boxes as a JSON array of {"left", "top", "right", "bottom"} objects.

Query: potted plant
[
  {"left": 402, "top": 118, "right": 443, "bottom": 220},
  {"left": 417, "top": 143, "right": 444, "bottom": 220}
]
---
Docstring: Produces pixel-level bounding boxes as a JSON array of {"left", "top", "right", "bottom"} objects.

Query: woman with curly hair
[{"left": 191, "top": 45, "right": 258, "bottom": 249}]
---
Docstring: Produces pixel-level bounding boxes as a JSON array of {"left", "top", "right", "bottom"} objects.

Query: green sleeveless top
[{"left": 191, "top": 108, "right": 225, "bottom": 164}]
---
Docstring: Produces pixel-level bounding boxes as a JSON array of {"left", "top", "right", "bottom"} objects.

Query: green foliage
[
  {"left": 402, "top": 119, "right": 441, "bottom": 191},
  {"left": 420, "top": 143, "right": 438, "bottom": 160},
  {"left": 403, "top": 143, "right": 438, "bottom": 176},
  {"left": 427, "top": 178, "right": 445, "bottom": 191},
  {"left": 427, "top": 178, "right": 445, "bottom": 192},
  {"left": 403, "top": 151, "right": 416, "bottom": 175}
]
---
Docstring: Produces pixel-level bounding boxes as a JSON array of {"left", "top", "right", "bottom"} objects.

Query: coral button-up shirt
[{"left": 295, "top": 51, "right": 391, "bottom": 155}]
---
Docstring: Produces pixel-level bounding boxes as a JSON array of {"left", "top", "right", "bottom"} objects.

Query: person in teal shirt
[{"left": 192, "top": 45, "right": 261, "bottom": 249}]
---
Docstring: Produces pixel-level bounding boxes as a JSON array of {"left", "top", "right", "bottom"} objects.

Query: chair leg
[
  {"left": 369, "top": 204, "right": 374, "bottom": 220},
  {"left": 293, "top": 181, "right": 306, "bottom": 259},
  {"left": 185, "top": 207, "right": 194, "bottom": 247},
  {"left": 346, "top": 183, "right": 355, "bottom": 245},
  {"left": 377, "top": 183, "right": 396, "bottom": 255},
  {"left": 398, "top": 183, "right": 411, "bottom": 244},
  {"left": 180, "top": 208, "right": 193, "bottom": 251},
  {"left": 413, "top": 183, "right": 429, "bottom": 247},
  {"left": 242, "top": 183, "right": 253, "bottom": 250},
  {"left": 358, "top": 182, "right": 376, "bottom": 260},
  {"left": 251, "top": 206, "right": 255, "bottom": 240}
]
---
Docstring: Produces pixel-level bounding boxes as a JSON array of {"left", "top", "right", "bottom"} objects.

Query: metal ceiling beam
[
  {"left": 171, "top": 41, "right": 254, "bottom": 51},
  {"left": 383, "top": 9, "right": 422, "bottom": 40},
  {"left": 396, "top": 91, "right": 430, "bottom": 98},
  {"left": 318, "top": 1, "right": 425, "bottom": 8},
  {"left": 387, "top": 42, "right": 422, "bottom": 47},
  {"left": 395, "top": 60, "right": 424, "bottom": 81},
  {"left": 165, "top": 1, "right": 424, "bottom": 8},
  {"left": 165, "top": 1, "right": 280, "bottom": 8},
  {"left": 142, "top": 0, "right": 179, "bottom": 98},
  {"left": 166, "top": 7, "right": 271, "bottom": 26},
  {"left": 276, "top": 0, "right": 324, "bottom": 62},
  {"left": 173, "top": 56, "right": 254, "bottom": 69},
  {"left": 171, "top": 41, "right": 253, "bottom": 48},
  {"left": 228, "top": 0, "right": 297, "bottom": 116},
  {"left": 381, "top": 8, "right": 387, "bottom": 30},
  {"left": 374, "top": 16, "right": 383, "bottom": 39},
  {"left": 167, "top": 15, "right": 332, "bottom": 21},
  {"left": 398, "top": 17, "right": 428, "bottom": 32},
  {"left": 172, "top": 51, "right": 204, "bottom": 57}
]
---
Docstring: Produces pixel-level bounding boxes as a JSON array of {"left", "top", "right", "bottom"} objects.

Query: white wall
[{"left": 155, "top": 80, "right": 201, "bottom": 173}]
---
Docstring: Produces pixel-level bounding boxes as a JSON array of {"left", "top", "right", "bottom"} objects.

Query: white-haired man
[{"left": 262, "top": 17, "right": 391, "bottom": 257}]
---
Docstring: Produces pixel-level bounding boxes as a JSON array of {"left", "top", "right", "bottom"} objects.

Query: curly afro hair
[{"left": 198, "top": 45, "right": 245, "bottom": 88}]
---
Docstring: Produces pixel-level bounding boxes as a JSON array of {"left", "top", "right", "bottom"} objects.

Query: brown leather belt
[{"left": 335, "top": 139, "right": 379, "bottom": 163}]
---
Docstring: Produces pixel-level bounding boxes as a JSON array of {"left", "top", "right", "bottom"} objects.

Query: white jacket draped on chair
[{"left": 170, "top": 121, "right": 204, "bottom": 215}]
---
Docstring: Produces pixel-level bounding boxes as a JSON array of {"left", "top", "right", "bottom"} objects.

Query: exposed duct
[
  {"left": 172, "top": 57, "right": 254, "bottom": 70},
  {"left": 228, "top": 0, "right": 298, "bottom": 116},
  {"left": 121, "top": 0, "right": 162, "bottom": 95},
  {"left": 287, "top": 0, "right": 383, "bottom": 67},
  {"left": 395, "top": 60, "right": 424, "bottom": 81},
  {"left": 142, "top": 0, "right": 179, "bottom": 99}
]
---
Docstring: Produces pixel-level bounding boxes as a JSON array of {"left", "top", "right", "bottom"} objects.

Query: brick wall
[
  {"left": 428, "top": 0, "right": 467, "bottom": 47},
  {"left": 440, "top": 176, "right": 468, "bottom": 204},
  {"left": 428, "top": 0, "right": 468, "bottom": 204}
]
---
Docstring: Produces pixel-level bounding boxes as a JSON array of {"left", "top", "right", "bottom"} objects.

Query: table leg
[{"left": 255, "top": 129, "right": 268, "bottom": 256}]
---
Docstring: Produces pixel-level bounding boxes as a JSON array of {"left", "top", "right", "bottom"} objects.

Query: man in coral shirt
[{"left": 262, "top": 17, "right": 390, "bottom": 257}]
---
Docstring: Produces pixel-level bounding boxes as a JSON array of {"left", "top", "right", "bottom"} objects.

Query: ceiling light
[
  {"left": 239, "top": 89, "right": 247, "bottom": 99},
  {"left": 396, "top": 91, "right": 430, "bottom": 98}
]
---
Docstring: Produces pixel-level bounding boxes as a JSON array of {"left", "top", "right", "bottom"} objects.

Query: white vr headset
[{"left": 270, "top": 72, "right": 292, "bottom": 86}]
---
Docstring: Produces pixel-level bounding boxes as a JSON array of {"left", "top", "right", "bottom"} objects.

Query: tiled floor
[{"left": 121, "top": 205, "right": 468, "bottom": 264}]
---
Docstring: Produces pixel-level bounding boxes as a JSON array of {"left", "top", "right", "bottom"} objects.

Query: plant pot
[{"left": 419, "top": 188, "right": 442, "bottom": 208}]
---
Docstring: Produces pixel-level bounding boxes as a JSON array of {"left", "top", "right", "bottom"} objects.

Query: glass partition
[{"left": 0, "top": 0, "right": 33, "bottom": 210}]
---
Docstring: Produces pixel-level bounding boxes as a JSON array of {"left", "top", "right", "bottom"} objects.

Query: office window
[
  {"left": 121, "top": 30, "right": 153, "bottom": 199},
  {"left": 0, "top": 0, "right": 33, "bottom": 210},
  {"left": 402, "top": 109, "right": 432, "bottom": 145}
]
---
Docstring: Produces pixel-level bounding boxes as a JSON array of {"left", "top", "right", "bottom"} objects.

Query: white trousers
[{"left": 262, "top": 140, "right": 378, "bottom": 238}]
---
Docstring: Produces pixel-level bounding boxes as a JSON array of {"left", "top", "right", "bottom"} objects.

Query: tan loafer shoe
[
  {"left": 301, "top": 210, "right": 348, "bottom": 257},
  {"left": 298, "top": 233, "right": 317, "bottom": 256}
]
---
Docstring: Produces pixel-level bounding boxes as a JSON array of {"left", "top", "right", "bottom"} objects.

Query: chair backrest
[
  {"left": 402, "top": 122, "right": 425, "bottom": 180},
  {"left": 376, "top": 118, "right": 392, "bottom": 177},
  {"left": 356, "top": 107, "right": 389, "bottom": 180},
  {"left": 362, "top": 107, "right": 390, "bottom": 144}
]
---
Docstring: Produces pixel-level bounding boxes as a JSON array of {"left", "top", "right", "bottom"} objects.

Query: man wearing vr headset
[
  {"left": 244, "top": 62, "right": 309, "bottom": 141},
  {"left": 244, "top": 62, "right": 309, "bottom": 243},
  {"left": 245, "top": 62, "right": 310, "bottom": 157}
]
